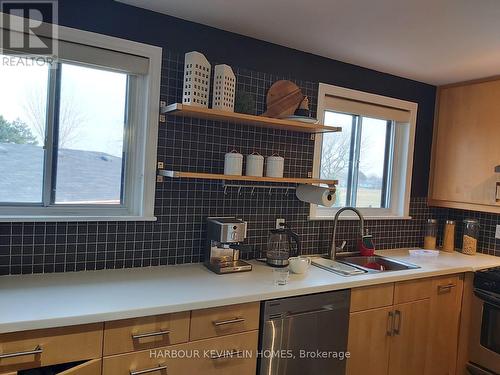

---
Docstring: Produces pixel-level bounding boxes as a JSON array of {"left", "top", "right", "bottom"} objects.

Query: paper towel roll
[{"left": 296, "top": 185, "right": 336, "bottom": 207}]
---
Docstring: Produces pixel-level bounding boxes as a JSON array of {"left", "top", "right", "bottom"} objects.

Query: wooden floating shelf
[
  {"left": 158, "top": 170, "right": 337, "bottom": 186},
  {"left": 162, "top": 103, "right": 341, "bottom": 134}
]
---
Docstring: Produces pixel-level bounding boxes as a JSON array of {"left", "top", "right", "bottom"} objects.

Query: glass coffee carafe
[{"left": 266, "top": 224, "right": 301, "bottom": 267}]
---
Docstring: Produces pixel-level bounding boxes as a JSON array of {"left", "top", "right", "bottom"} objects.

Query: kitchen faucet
[{"left": 330, "top": 207, "right": 365, "bottom": 260}]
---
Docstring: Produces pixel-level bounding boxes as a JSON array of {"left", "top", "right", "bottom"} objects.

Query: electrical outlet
[
  {"left": 276, "top": 218, "right": 285, "bottom": 229},
  {"left": 496, "top": 225, "right": 500, "bottom": 240}
]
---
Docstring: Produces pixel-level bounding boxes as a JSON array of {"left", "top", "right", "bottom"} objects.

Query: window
[
  {"left": 312, "top": 83, "right": 417, "bottom": 219},
  {"left": 0, "top": 15, "right": 161, "bottom": 221}
]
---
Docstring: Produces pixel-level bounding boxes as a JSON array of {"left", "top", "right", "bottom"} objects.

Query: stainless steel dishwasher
[{"left": 259, "top": 290, "right": 350, "bottom": 375}]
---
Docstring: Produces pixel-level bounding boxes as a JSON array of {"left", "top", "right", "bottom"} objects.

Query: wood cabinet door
[
  {"left": 425, "top": 275, "right": 464, "bottom": 375},
  {"left": 346, "top": 306, "right": 393, "bottom": 375},
  {"left": 388, "top": 299, "right": 430, "bottom": 375},
  {"left": 430, "top": 79, "right": 500, "bottom": 213}
]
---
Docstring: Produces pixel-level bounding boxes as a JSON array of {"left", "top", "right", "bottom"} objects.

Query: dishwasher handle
[{"left": 280, "top": 305, "right": 339, "bottom": 319}]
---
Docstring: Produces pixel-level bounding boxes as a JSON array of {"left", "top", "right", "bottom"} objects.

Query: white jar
[
  {"left": 224, "top": 150, "right": 243, "bottom": 175},
  {"left": 266, "top": 154, "right": 285, "bottom": 178},
  {"left": 246, "top": 152, "right": 264, "bottom": 177}
]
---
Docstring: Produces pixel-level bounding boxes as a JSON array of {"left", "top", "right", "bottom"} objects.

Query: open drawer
[
  {"left": 0, "top": 324, "right": 102, "bottom": 373},
  {"left": 2, "top": 358, "right": 101, "bottom": 375}
]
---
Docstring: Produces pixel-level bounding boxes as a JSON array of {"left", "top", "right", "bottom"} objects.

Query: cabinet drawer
[
  {"left": 431, "top": 274, "right": 461, "bottom": 295},
  {"left": 102, "top": 331, "right": 258, "bottom": 375},
  {"left": 0, "top": 323, "right": 103, "bottom": 373},
  {"left": 187, "top": 330, "right": 258, "bottom": 375},
  {"left": 190, "top": 302, "right": 259, "bottom": 341},
  {"left": 394, "top": 278, "right": 432, "bottom": 304},
  {"left": 350, "top": 283, "right": 394, "bottom": 312},
  {"left": 103, "top": 312, "right": 190, "bottom": 355}
]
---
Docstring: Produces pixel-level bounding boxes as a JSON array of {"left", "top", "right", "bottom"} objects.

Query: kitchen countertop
[{"left": 1, "top": 248, "right": 499, "bottom": 334}]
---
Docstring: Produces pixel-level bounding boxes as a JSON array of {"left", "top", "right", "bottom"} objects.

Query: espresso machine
[{"left": 205, "top": 217, "right": 252, "bottom": 274}]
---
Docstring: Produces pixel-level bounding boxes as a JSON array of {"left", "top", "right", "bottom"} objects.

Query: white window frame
[
  {"left": 311, "top": 83, "right": 418, "bottom": 220},
  {"left": 0, "top": 13, "right": 162, "bottom": 222}
]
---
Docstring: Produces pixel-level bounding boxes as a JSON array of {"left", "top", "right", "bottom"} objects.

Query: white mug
[{"left": 288, "top": 257, "right": 311, "bottom": 274}]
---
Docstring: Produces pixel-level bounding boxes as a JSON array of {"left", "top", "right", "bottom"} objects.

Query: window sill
[
  {"left": 0, "top": 215, "right": 157, "bottom": 222},
  {"left": 309, "top": 215, "right": 412, "bottom": 221}
]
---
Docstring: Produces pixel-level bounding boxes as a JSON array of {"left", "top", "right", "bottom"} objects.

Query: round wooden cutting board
[{"left": 262, "top": 80, "right": 304, "bottom": 118}]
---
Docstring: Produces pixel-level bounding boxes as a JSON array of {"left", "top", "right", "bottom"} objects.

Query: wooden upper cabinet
[{"left": 430, "top": 78, "right": 500, "bottom": 213}]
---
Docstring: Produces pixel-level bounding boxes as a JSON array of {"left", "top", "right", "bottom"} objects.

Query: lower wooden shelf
[{"left": 158, "top": 170, "right": 337, "bottom": 186}]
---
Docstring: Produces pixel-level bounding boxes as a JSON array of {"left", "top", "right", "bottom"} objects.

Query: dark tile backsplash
[
  {"left": 0, "top": 51, "right": 498, "bottom": 276},
  {"left": 430, "top": 206, "right": 500, "bottom": 257}
]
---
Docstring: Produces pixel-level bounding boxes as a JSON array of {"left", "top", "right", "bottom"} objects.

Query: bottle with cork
[{"left": 442, "top": 220, "right": 456, "bottom": 252}]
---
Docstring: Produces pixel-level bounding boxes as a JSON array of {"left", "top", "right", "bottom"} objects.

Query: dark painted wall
[{"left": 58, "top": 0, "right": 436, "bottom": 197}]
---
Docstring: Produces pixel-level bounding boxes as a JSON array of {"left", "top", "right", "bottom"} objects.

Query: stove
[
  {"left": 474, "top": 267, "right": 500, "bottom": 295},
  {"left": 468, "top": 267, "right": 500, "bottom": 375}
]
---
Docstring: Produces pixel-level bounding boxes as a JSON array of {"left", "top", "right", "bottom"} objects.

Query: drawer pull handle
[
  {"left": 387, "top": 311, "right": 395, "bottom": 336},
  {"left": 0, "top": 345, "right": 43, "bottom": 359},
  {"left": 438, "top": 284, "right": 456, "bottom": 293},
  {"left": 210, "top": 350, "right": 244, "bottom": 360},
  {"left": 130, "top": 364, "right": 167, "bottom": 375},
  {"left": 131, "top": 330, "right": 170, "bottom": 340},
  {"left": 393, "top": 310, "right": 402, "bottom": 335},
  {"left": 213, "top": 317, "right": 245, "bottom": 326}
]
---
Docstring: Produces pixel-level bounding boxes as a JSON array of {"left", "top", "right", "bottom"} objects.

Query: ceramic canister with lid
[
  {"left": 266, "top": 154, "right": 285, "bottom": 178},
  {"left": 246, "top": 152, "right": 264, "bottom": 177},
  {"left": 224, "top": 150, "right": 243, "bottom": 175}
]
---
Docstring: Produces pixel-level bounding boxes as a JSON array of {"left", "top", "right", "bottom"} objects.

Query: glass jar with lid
[
  {"left": 462, "top": 219, "right": 480, "bottom": 255},
  {"left": 424, "top": 219, "right": 438, "bottom": 250}
]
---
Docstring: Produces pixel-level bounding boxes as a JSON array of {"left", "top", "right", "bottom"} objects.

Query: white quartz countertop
[{"left": 1, "top": 249, "right": 499, "bottom": 334}]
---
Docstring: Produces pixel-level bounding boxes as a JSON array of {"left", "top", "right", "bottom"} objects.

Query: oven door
[
  {"left": 467, "top": 362, "right": 498, "bottom": 375},
  {"left": 469, "top": 290, "right": 500, "bottom": 374}
]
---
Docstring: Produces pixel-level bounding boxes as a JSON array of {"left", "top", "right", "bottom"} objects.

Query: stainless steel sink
[{"left": 338, "top": 255, "right": 420, "bottom": 273}]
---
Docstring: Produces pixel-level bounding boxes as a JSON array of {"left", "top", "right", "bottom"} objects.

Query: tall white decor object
[
  {"left": 183, "top": 51, "right": 211, "bottom": 107},
  {"left": 212, "top": 64, "right": 236, "bottom": 112}
]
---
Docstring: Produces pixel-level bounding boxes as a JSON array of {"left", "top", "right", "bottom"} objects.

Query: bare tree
[
  {"left": 57, "top": 89, "right": 86, "bottom": 148},
  {"left": 23, "top": 88, "right": 46, "bottom": 144},
  {"left": 320, "top": 132, "right": 351, "bottom": 180},
  {"left": 23, "top": 88, "right": 86, "bottom": 149},
  {"left": 321, "top": 129, "right": 378, "bottom": 177}
]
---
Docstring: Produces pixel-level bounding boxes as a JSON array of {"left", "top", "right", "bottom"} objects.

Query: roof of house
[{"left": 0, "top": 143, "right": 122, "bottom": 204}]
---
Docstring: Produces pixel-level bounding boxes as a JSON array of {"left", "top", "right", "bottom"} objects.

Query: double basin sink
[{"left": 312, "top": 255, "right": 420, "bottom": 276}]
